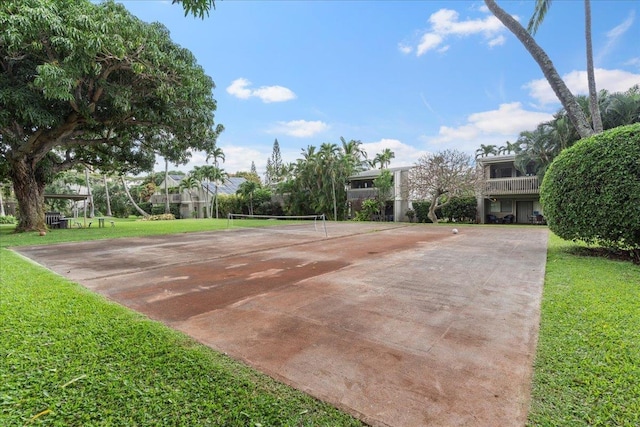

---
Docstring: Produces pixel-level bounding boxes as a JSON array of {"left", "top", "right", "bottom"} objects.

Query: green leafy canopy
[{"left": 0, "top": 0, "right": 222, "bottom": 179}]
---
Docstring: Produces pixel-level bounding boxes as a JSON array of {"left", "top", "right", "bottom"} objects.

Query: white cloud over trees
[
  {"left": 270, "top": 120, "right": 329, "bottom": 138},
  {"left": 226, "top": 78, "right": 296, "bottom": 103}
]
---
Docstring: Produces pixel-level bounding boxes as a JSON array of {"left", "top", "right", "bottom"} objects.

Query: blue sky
[{"left": 116, "top": 0, "right": 640, "bottom": 176}]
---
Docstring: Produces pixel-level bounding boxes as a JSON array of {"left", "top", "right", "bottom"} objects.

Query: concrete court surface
[{"left": 15, "top": 223, "right": 549, "bottom": 427}]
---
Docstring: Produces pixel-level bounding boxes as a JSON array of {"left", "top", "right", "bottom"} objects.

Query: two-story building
[
  {"left": 476, "top": 155, "right": 544, "bottom": 224},
  {"left": 150, "top": 174, "right": 246, "bottom": 218},
  {"left": 346, "top": 166, "right": 412, "bottom": 222}
]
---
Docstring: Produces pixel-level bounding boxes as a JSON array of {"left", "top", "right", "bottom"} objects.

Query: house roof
[
  {"left": 476, "top": 154, "right": 516, "bottom": 165},
  {"left": 204, "top": 177, "right": 246, "bottom": 195},
  {"left": 348, "top": 166, "right": 413, "bottom": 180}
]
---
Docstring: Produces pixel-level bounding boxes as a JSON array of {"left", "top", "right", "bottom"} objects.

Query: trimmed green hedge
[
  {"left": 540, "top": 123, "right": 640, "bottom": 251},
  {"left": 412, "top": 197, "right": 477, "bottom": 223}
]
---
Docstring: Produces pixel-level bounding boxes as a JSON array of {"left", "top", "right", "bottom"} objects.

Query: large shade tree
[
  {"left": 0, "top": 0, "right": 223, "bottom": 231},
  {"left": 409, "top": 150, "right": 481, "bottom": 224}
]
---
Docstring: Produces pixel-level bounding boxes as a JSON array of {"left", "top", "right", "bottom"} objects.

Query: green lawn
[
  {"left": 527, "top": 234, "right": 640, "bottom": 426},
  {"left": 0, "top": 218, "right": 362, "bottom": 426},
  {"left": 2, "top": 220, "right": 639, "bottom": 425}
]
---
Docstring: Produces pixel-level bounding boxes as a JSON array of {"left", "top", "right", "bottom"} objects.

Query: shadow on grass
[{"left": 566, "top": 246, "right": 640, "bottom": 265}]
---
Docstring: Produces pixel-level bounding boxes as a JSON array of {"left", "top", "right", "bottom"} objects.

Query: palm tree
[
  {"left": 84, "top": 167, "right": 95, "bottom": 218},
  {"left": 475, "top": 144, "right": 498, "bottom": 159},
  {"left": 210, "top": 166, "right": 228, "bottom": 219},
  {"left": 236, "top": 180, "right": 258, "bottom": 216},
  {"left": 484, "top": 0, "right": 594, "bottom": 139},
  {"left": 0, "top": 183, "right": 5, "bottom": 217},
  {"left": 527, "top": 0, "right": 603, "bottom": 134},
  {"left": 319, "top": 143, "right": 341, "bottom": 220},
  {"left": 602, "top": 85, "right": 640, "bottom": 128},
  {"left": 207, "top": 146, "right": 225, "bottom": 168},
  {"left": 372, "top": 148, "right": 395, "bottom": 169},
  {"left": 163, "top": 158, "right": 170, "bottom": 214},
  {"left": 120, "top": 176, "right": 150, "bottom": 218},
  {"left": 103, "top": 174, "right": 112, "bottom": 217},
  {"left": 500, "top": 140, "right": 520, "bottom": 155},
  {"left": 340, "top": 137, "right": 369, "bottom": 173},
  {"left": 179, "top": 175, "right": 200, "bottom": 217},
  {"left": 192, "top": 165, "right": 218, "bottom": 218},
  {"left": 514, "top": 124, "right": 559, "bottom": 178}
]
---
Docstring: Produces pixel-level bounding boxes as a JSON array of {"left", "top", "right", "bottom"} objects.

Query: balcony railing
[
  {"left": 149, "top": 193, "right": 184, "bottom": 204},
  {"left": 484, "top": 176, "right": 539, "bottom": 195},
  {"left": 347, "top": 188, "right": 379, "bottom": 200}
]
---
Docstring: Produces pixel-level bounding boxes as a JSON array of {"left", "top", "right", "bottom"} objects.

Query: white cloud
[
  {"left": 252, "top": 85, "right": 297, "bottom": 103},
  {"left": 226, "top": 77, "right": 252, "bottom": 99},
  {"left": 417, "top": 33, "right": 444, "bottom": 56},
  {"left": 425, "top": 102, "right": 553, "bottom": 152},
  {"left": 398, "top": 43, "right": 413, "bottom": 55},
  {"left": 226, "top": 78, "right": 296, "bottom": 103},
  {"left": 270, "top": 120, "right": 329, "bottom": 138},
  {"left": 625, "top": 57, "right": 640, "bottom": 69},
  {"left": 525, "top": 68, "right": 640, "bottom": 105},
  {"left": 362, "top": 138, "right": 428, "bottom": 168},
  {"left": 598, "top": 10, "right": 635, "bottom": 64},
  {"left": 488, "top": 35, "right": 506, "bottom": 48},
  {"left": 408, "top": 8, "right": 509, "bottom": 56}
]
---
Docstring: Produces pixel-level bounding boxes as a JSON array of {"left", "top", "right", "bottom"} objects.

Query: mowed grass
[
  {"left": 0, "top": 218, "right": 362, "bottom": 426},
  {"left": 0, "top": 216, "right": 295, "bottom": 248},
  {"left": 527, "top": 234, "right": 640, "bottom": 426}
]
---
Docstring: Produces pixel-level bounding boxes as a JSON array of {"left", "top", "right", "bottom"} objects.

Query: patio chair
[
  {"left": 502, "top": 214, "right": 515, "bottom": 224},
  {"left": 486, "top": 214, "right": 499, "bottom": 224}
]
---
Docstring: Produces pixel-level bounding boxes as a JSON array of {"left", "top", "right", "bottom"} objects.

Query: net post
[{"left": 322, "top": 214, "right": 327, "bottom": 237}]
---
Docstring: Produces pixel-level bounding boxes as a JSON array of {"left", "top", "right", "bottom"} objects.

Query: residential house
[
  {"left": 346, "top": 166, "right": 412, "bottom": 222},
  {"left": 476, "top": 155, "right": 544, "bottom": 224},
  {"left": 150, "top": 174, "right": 246, "bottom": 218}
]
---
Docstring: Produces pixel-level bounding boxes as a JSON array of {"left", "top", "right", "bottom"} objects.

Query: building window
[{"left": 501, "top": 200, "right": 513, "bottom": 212}]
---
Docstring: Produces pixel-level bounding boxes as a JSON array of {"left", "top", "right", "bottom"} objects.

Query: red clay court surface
[{"left": 15, "top": 222, "right": 549, "bottom": 427}]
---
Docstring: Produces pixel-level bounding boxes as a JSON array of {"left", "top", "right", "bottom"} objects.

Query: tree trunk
[
  {"left": 11, "top": 159, "right": 47, "bottom": 232},
  {"left": 484, "top": 0, "right": 595, "bottom": 139},
  {"left": 427, "top": 195, "right": 440, "bottom": 224},
  {"left": 0, "top": 187, "right": 5, "bottom": 217},
  {"left": 103, "top": 175, "right": 113, "bottom": 216},
  {"left": 121, "top": 176, "right": 150, "bottom": 218},
  {"left": 584, "top": 0, "right": 603, "bottom": 134},
  {"left": 85, "top": 167, "right": 95, "bottom": 218},
  {"left": 164, "top": 158, "right": 170, "bottom": 214}
]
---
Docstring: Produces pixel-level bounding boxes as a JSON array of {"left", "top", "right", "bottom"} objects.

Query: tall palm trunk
[
  {"left": 164, "top": 158, "right": 170, "bottom": 214},
  {"left": 85, "top": 167, "right": 95, "bottom": 218},
  {"left": 584, "top": 0, "right": 603, "bottom": 133},
  {"left": 121, "top": 176, "right": 150, "bottom": 218},
  {"left": 103, "top": 175, "right": 113, "bottom": 216},
  {"left": 0, "top": 187, "right": 5, "bottom": 217},
  {"left": 484, "top": 0, "right": 594, "bottom": 139}
]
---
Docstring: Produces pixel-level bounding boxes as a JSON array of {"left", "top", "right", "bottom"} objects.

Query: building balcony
[
  {"left": 149, "top": 193, "right": 184, "bottom": 204},
  {"left": 484, "top": 176, "right": 539, "bottom": 196},
  {"left": 347, "top": 188, "right": 379, "bottom": 200}
]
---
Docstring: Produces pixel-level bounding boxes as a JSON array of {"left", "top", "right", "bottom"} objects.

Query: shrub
[
  {"left": 353, "top": 199, "right": 379, "bottom": 221},
  {"left": 217, "top": 194, "right": 243, "bottom": 218},
  {"left": 151, "top": 203, "right": 180, "bottom": 219},
  {"left": 540, "top": 123, "right": 640, "bottom": 252},
  {"left": 439, "top": 196, "right": 477, "bottom": 223},
  {"left": 142, "top": 213, "right": 176, "bottom": 221},
  {"left": 412, "top": 201, "right": 436, "bottom": 223},
  {"left": 0, "top": 215, "right": 16, "bottom": 224}
]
